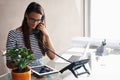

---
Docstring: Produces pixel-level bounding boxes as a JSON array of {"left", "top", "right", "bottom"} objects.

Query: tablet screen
[{"left": 31, "top": 65, "right": 59, "bottom": 76}]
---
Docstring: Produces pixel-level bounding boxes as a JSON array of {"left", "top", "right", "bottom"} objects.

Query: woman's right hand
[{"left": 6, "top": 60, "right": 17, "bottom": 69}]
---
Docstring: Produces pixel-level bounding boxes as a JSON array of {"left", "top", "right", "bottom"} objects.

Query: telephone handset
[{"left": 33, "top": 16, "right": 44, "bottom": 34}]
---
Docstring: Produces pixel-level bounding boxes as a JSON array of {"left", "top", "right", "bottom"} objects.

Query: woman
[{"left": 6, "top": 2, "right": 55, "bottom": 80}]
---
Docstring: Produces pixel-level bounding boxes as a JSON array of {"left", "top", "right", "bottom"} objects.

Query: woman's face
[{"left": 26, "top": 12, "right": 42, "bottom": 29}]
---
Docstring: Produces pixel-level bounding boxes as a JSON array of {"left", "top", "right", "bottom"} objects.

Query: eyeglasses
[{"left": 28, "top": 17, "right": 41, "bottom": 23}]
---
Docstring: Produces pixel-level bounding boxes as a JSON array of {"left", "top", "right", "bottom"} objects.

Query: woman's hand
[
  {"left": 27, "top": 66, "right": 34, "bottom": 74},
  {"left": 37, "top": 22, "right": 49, "bottom": 37},
  {"left": 6, "top": 60, "right": 17, "bottom": 69}
]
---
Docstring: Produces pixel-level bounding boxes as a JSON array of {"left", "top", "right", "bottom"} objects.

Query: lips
[{"left": 31, "top": 25, "right": 36, "bottom": 29}]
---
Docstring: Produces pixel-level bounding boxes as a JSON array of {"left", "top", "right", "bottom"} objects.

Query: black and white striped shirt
[{"left": 6, "top": 29, "right": 43, "bottom": 66}]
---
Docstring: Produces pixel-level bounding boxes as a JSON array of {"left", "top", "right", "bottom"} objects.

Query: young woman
[{"left": 6, "top": 2, "right": 55, "bottom": 79}]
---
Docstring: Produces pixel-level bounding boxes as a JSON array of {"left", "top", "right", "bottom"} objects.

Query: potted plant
[{"left": 6, "top": 48, "right": 35, "bottom": 80}]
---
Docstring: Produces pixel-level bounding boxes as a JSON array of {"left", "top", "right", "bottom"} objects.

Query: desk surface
[{"left": 1, "top": 54, "right": 120, "bottom": 80}]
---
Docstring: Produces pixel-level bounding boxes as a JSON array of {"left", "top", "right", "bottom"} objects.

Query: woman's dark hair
[{"left": 21, "top": 2, "right": 46, "bottom": 55}]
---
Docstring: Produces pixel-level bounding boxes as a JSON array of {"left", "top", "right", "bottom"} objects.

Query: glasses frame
[{"left": 28, "top": 16, "right": 42, "bottom": 23}]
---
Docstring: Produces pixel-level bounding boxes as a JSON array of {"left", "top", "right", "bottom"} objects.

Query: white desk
[{"left": 2, "top": 54, "right": 120, "bottom": 80}]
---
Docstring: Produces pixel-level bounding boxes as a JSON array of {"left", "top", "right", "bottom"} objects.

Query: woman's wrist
[{"left": 45, "top": 34, "right": 50, "bottom": 40}]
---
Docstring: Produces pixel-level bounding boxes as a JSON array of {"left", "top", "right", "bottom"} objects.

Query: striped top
[{"left": 6, "top": 29, "right": 44, "bottom": 66}]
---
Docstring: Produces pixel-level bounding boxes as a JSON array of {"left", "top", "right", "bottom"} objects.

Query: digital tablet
[{"left": 31, "top": 65, "right": 59, "bottom": 77}]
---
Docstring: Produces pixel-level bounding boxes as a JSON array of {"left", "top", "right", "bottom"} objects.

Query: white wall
[
  {"left": 91, "top": 0, "right": 120, "bottom": 39},
  {"left": 0, "top": 0, "right": 84, "bottom": 53}
]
